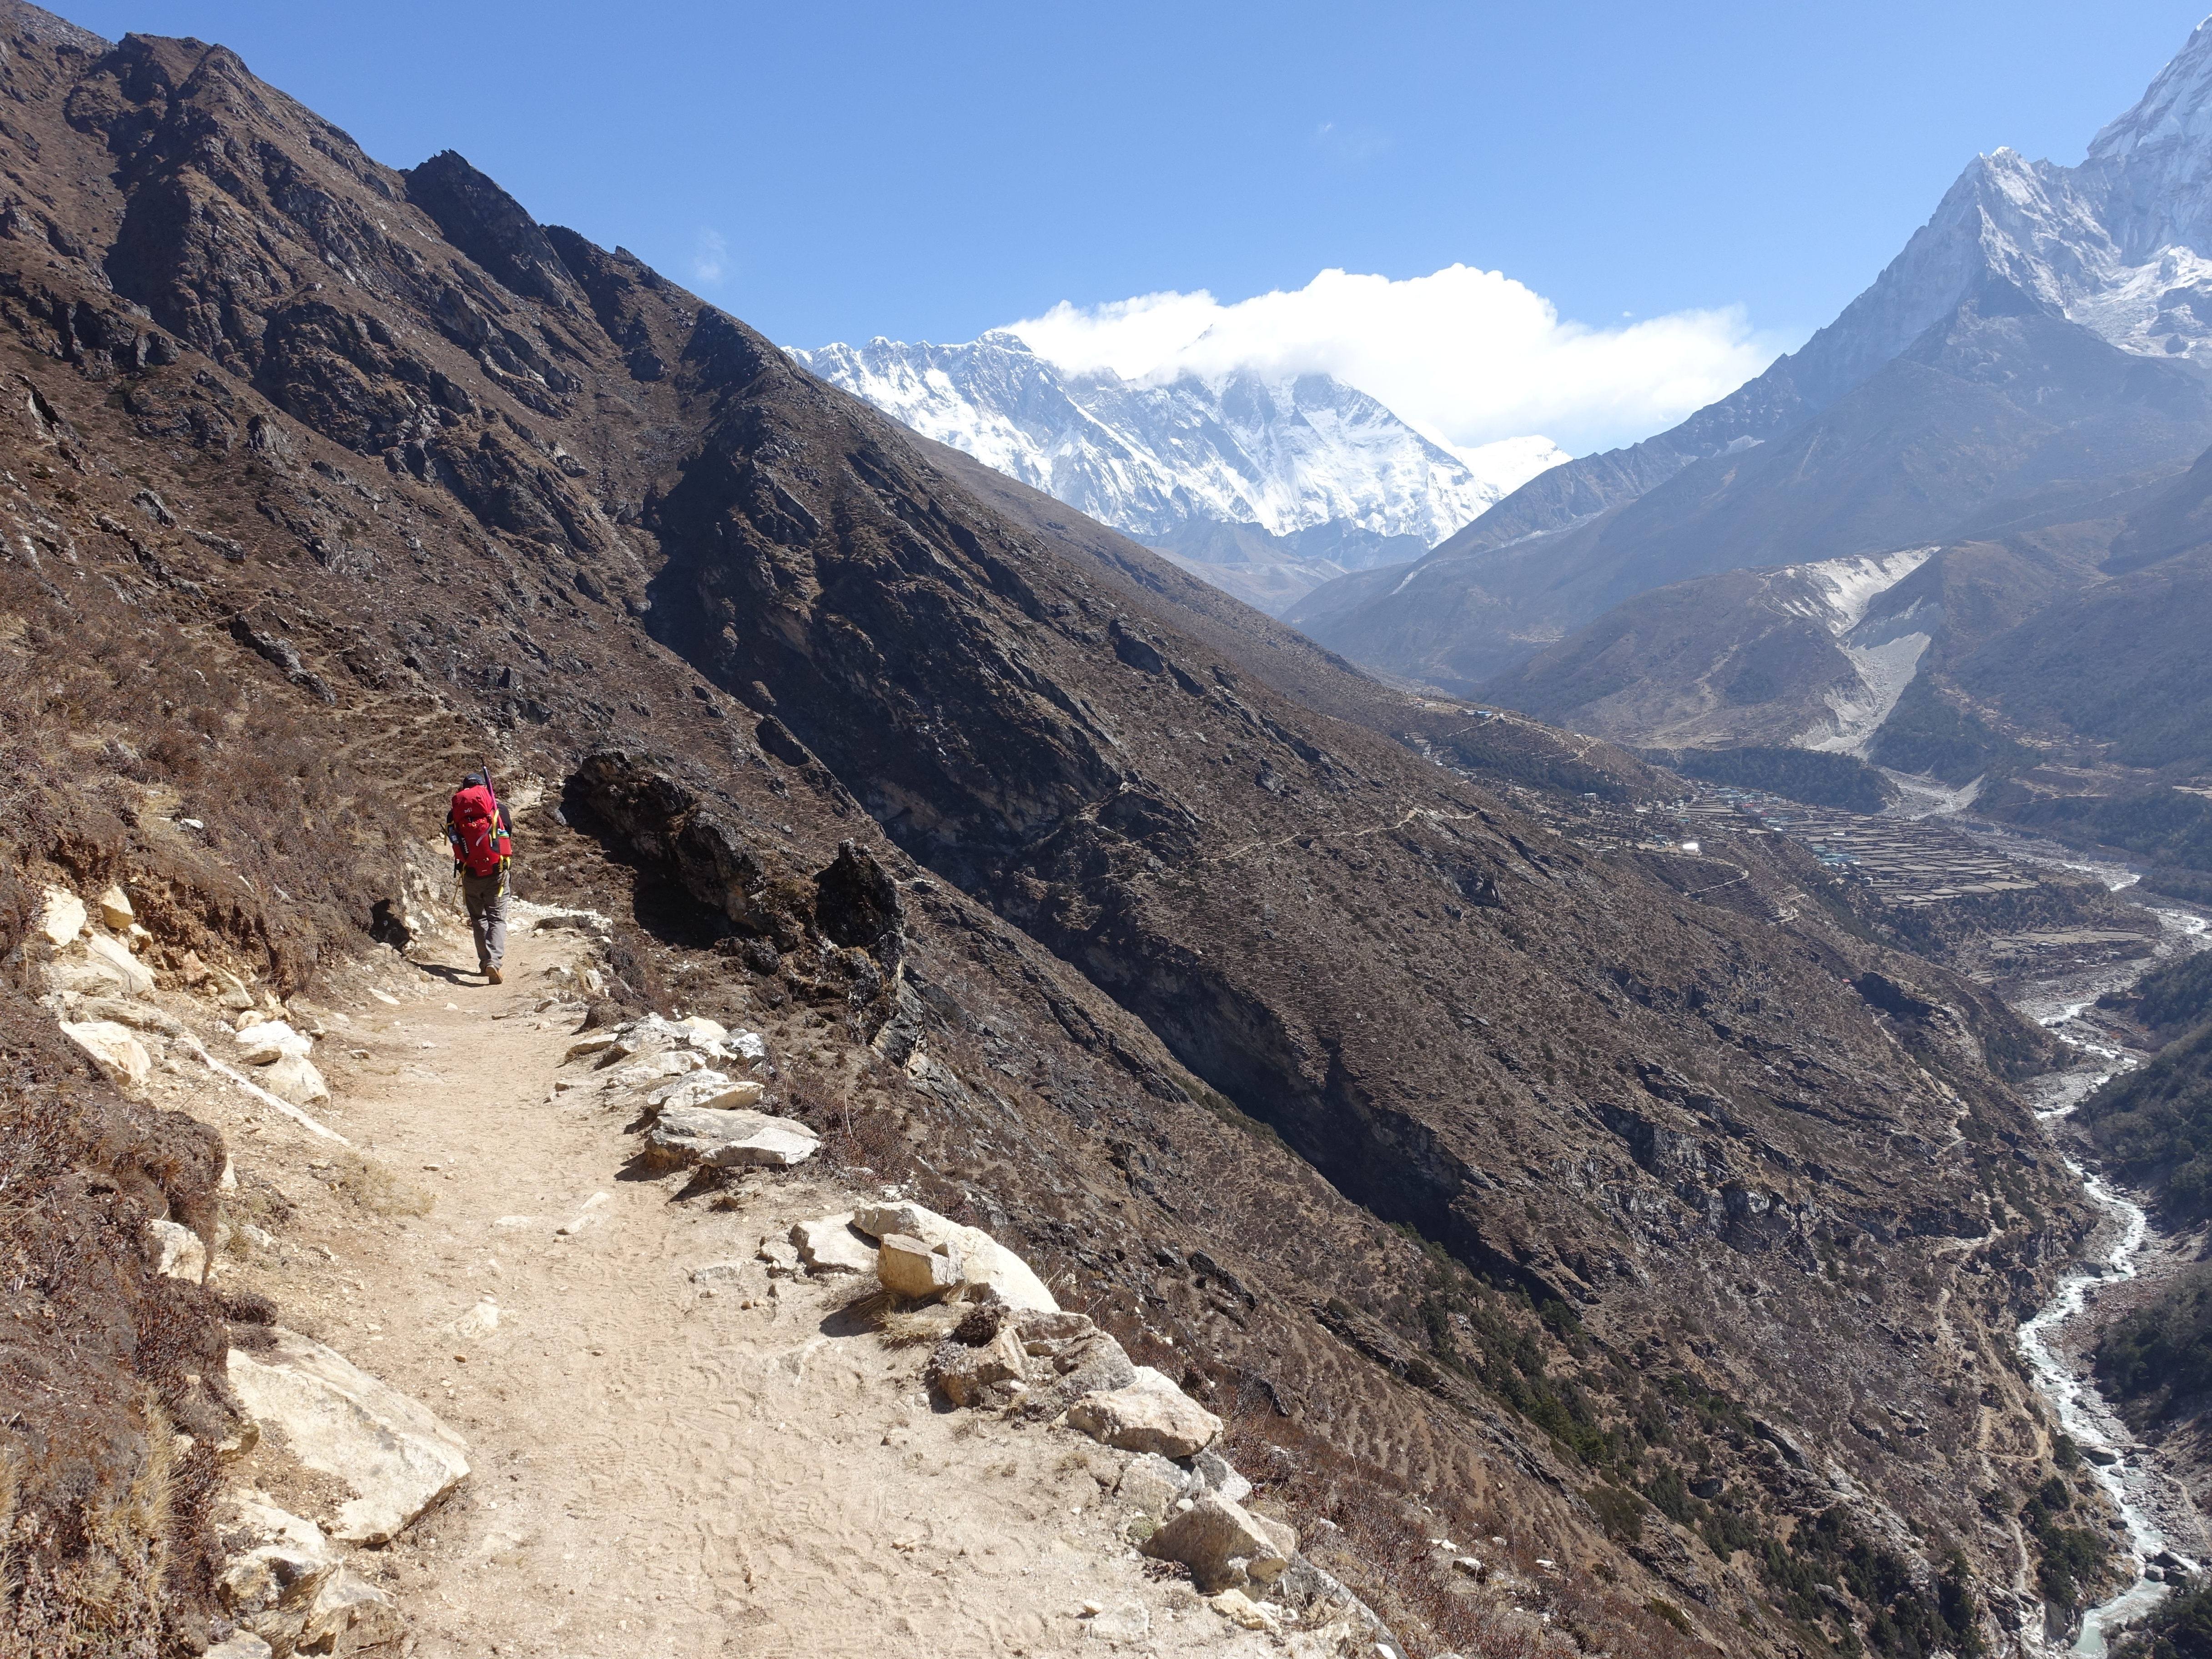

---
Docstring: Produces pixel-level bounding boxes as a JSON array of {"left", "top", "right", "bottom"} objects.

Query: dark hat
[{"left": 462, "top": 772, "right": 485, "bottom": 788}]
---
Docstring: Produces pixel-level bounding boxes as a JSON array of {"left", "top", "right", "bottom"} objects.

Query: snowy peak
[
  {"left": 789, "top": 332, "right": 1564, "bottom": 559},
  {"left": 2090, "top": 15, "right": 2212, "bottom": 165}
]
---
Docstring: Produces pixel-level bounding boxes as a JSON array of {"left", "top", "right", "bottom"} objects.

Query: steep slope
[
  {"left": 1479, "top": 525, "right": 2116, "bottom": 757},
  {"left": 0, "top": 9, "right": 2120, "bottom": 1653},
  {"left": 1293, "top": 17, "right": 2212, "bottom": 691}
]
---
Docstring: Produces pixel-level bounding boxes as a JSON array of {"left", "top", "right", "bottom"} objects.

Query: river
[{"left": 1961, "top": 830, "right": 2212, "bottom": 1654}]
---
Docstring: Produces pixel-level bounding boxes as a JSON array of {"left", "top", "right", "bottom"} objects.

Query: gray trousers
[{"left": 461, "top": 871, "right": 509, "bottom": 970}]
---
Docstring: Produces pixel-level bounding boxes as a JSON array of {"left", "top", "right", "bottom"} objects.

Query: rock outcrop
[
  {"left": 1067, "top": 1367, "right": 1224, "bottom": 1458},
  {"left": 225, "top": 1328, "right": 471, "bottom": 1544}
]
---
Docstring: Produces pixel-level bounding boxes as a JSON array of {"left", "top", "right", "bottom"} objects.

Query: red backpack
[{"left": 449, "top": 784, "right": 510, "bottom": 877}]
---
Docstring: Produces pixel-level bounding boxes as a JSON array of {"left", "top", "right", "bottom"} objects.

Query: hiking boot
[{"left": 488, "top": 967, "right": 503, "bottom": 985}]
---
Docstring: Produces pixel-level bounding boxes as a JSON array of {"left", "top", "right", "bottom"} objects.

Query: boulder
[
  {"left": 98, "top": 884, "right": 134, "bottom": 929},
  {"left": 261, "top": 1054, "right": 332, "bottom": 1107},
  {"left": 60, "top": 1019, "right": 151, "bottom": 1091},
  {"left": 1116, "top": 1451, "right": 1200, "bottom": 1518},
  {"left": 205, "top": 1634, "right": 275, "bottom": 1659},
  {"left": 226, "top": 1328, "right": 471, "bottom": 1544},
  {"left": 215, "top": 1488, "right": 403, "bottom": 1658},
  {"left": 1015, "top": 1311, "right": 1097, "bottom": 1349},
  {"left": 143, "top": 1218, "right": 207, "bottom": 1283},
  {"left": 235, "top": 1020, "right": 314, "bottom": 1065},
  {"left": 565, "top": 1033, "right": 622, "bottom": 1060},
  {"left": 1211, "top": 1587, "right": 1283, "bottom": 1633},
  {"left": 1140, "top": 1492, "right": 1293, "bottom": 1593},
  {"left": 1013, "top": 1313, "right": 1138, "bottom": 1418},
  {"left": 645, "top": 1071, "right": 766, "bottom": 1114},
  {"left": 1194, "top": 1448, "right": 1254, "bottom": 1504},
  {"left": 38, "top": 887, "right": 84, "bottom": 947},
  {"left": 849, "top": 1200, "right": 1059, "bottom": 1312},
  {"left": 1066, "top": 1366, "right": 1222, "bottom": 1457},
  {"left": 81, "top": 932, "right": 156, "bottom": 996},
  {"left": 879, "top": 1232, "right": 964, "bottom": 1299},
  {"left": 299, "top": 1569, "right": 405, "bottom": 1658},
  {"left": 46, "top": 957, "right": 127, "bottom": 997},
  {"left": 925, "top": 1322, "right": 1029, "bottom": 1406},
  {"left": 790, "top": 1213, "right": 877, "bottom": 1275},
  {"left": 78, "top": 995, "right": 185, "bottom": 1037},
  {"left": 645, "top": 1106, "right": 818, "bottom": 1169}
]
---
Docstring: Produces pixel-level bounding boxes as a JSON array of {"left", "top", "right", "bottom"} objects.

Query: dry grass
[
  {"left": 0, "top": 1395, "right": 179, "bottom": 1657},
  {"left": 878, "top": 1303, "right": 960, "bottom": 1346}
]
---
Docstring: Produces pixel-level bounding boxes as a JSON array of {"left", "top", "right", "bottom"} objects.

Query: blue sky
[{"left": 62, "top": 1, "right": 2209, "bottom": 452}]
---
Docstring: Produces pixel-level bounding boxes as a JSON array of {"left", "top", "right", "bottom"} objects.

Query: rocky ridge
[{"left": 1290, "top": 15, "right": 2212, "bottom": 693}]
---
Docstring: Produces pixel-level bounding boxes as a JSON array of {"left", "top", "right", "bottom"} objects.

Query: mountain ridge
[
  {"left": 0, "top": 5, "right": 2131, "bottom": 1653},
  {"left": 1292, "top": 17, "right": 2212, "bottom": 692}
]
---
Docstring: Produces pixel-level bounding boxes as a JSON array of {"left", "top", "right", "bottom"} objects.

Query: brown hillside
[{"left": 0, "top": 7, "right": 2109, "bottom": 1652}]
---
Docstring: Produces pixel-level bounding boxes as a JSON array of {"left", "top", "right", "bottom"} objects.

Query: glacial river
[{"left": 1965, "top": 833, "right": 2211, "bottom": 1654}]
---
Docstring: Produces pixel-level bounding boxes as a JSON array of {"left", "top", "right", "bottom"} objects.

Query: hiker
[{"left": 446, "top": 772, "right": 513, "bottom": 984}]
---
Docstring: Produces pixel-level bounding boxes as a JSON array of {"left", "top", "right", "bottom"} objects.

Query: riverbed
[{"left": 1964, "top": 830, "right": 2212, "bottom": 1654}]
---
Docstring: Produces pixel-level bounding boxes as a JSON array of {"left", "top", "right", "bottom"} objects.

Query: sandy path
[{"left": 212, "top": 915, "right": 1288, "bottom": 1659}]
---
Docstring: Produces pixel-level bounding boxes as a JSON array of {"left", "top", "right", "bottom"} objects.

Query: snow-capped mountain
[
  {"left": 1293, "top": 14, "right": 2212, "bottom": 685},
  {"left": 1780, "top": 15, "right": 2212, "bottom": 406},
  {"left": 789, "top": 331, "right": 1563, "bottom": 570}
]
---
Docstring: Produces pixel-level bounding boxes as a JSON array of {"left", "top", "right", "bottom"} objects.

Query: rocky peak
[
  {"left": 791, "top": 328, "right": 1558, "bottom": 557},
  {"left": 403, "top": 150, "right": 586, "bottom": 308},
  {"left": 0, "top": 0, "right": 102, "bottom": 54}
]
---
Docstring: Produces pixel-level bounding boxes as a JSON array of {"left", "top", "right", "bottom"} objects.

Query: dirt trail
[{"left": 202, "top": 912, "right": 1312, "bottom": 1659}]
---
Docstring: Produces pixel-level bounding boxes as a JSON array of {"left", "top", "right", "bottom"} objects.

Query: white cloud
[
  {"left": 1007, "top": 265, "right": 1796, "bottom": 457},
  {"left": 690, "top": 229, "right": 729, "bottom": 285}
]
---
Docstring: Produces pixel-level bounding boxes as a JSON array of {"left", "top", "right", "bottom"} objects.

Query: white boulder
[
  {"left": 926, "top": 1320, "right": 1030, "bottom": 1405},
  {"left": 214, "top": 1488, "right": 403, "bottom": 1657},
  {"left": 81, "top": 931, "right": 155, "bottom": 996},
  {"left": 143, "top": 1218, "right": 206, "bottom": 1283},
  {"left": 261, "top": 1054, "right": 331, "bottom": 1107},
  {"left": 39, "top": 887, "right": 84, "bottom": 946},
  {"left": 645, "top": 1071, "right": 765, "bottom": 1114},
  {"left": 1139, "top": 1492, "right": 1293, "bottom": 1592},
  {"left": 60, "top": 1019, "right": 151, "bottom": 1091},
  {"left": 234, "top": 1020, "right": 313, "bottom": 1065},
  {"left": 791, "top": 1212, "right": 878, "bottom": 1275},
  {"left": 1116, "top": 1451, "right": 1200, "bottom": 1518},
  {"left": 1067, "top": 1366, "right": 1222, "bottom": 1458},
  {"left": 878, "top": 1232, "right": 964, "bottom": 1299},
  {"left": 645, "top": 1106, "right": 817, "bottom": 1169},
  {"left": 225, "top": 1328, "right": 471, "bottom": 1544},
  {"left": 850, "top": 1200, "right": 1059, "bottom": 1312}
]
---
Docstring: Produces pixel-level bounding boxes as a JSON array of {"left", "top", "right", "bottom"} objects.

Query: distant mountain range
[
  {"left": 789, "top": 331, "right": 1564, "bottom": 613},
  {"left": 1290, "top": 17, "right": 2212, "bottom": 712}
]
